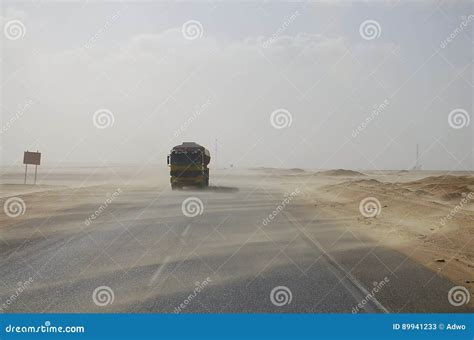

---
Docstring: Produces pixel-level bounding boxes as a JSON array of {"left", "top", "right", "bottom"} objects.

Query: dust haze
[
  {"left": 1, "top": 0, "right": 473, "bottom": 314},
  {"left": 1, "top": 1, "right": 472, "bottom": 170}
]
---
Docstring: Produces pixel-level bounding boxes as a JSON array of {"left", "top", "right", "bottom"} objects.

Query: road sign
[
  {"left": 23, "top": 151, "right": 41, "bottom": 184},
  {"left": 23, "top": 151, "right": 41, "bottom": 165}
]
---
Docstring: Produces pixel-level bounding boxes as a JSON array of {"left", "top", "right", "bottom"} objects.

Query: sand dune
[
  {"left": 279, "top": 170, "right": 474, "bottom": 306},
  {"left": 404, "top": 175, "right": 474, "bottom": 202},
  {"left": 251, "top": 167, "right": 308, "bottom": 176},
  {"left": 316, "top": 169, "right": 366, "bottom": 177}
]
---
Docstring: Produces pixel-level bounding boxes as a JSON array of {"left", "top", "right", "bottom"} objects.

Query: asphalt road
[{"left": 0, "top": 171, "right": 471, "bottom": 313}]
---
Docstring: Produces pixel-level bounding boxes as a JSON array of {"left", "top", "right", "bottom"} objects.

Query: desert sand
[
  {"left": 1, "top": 165, "right": 473, "bottom": 310},
  {"left": 264, "top": 168, "right": 474, "bottom": 305}
]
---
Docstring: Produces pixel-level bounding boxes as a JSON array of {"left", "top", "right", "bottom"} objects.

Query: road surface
[{"left": 0, "top": 169, "right": 471, "bottom": 313}]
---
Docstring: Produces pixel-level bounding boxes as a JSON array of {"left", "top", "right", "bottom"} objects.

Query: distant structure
[
  {"left": 215, "top": 138, "right": 218, "bottom": 169},
  {"left": 411, "top": 144, "right": 422, "bottom": 170}
]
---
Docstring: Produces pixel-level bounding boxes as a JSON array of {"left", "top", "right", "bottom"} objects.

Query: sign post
[{"left": 23, "top": 151, "right": 41, "bottom": 185}]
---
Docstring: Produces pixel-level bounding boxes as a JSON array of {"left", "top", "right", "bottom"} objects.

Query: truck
[{"left": 167, "top": 142, "right": 211, "bottom": 190}]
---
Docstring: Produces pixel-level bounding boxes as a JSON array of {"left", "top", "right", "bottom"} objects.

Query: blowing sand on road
[
  {"left": 1, "top": 1, "right": 473, "bottom": 339},
  {"left": 1, "top": 165, "right": 472, "bottom": 313}
]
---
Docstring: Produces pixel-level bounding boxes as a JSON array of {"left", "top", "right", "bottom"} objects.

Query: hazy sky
[{"left": 1, "top": 0, "right": 472, "bottom": 170}]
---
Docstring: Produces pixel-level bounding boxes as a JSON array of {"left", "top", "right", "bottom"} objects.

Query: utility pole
[
  {"left": 412, "top": 143, "right": 422, "bottom": 170},
  {"left": 34, "top": 150, "right": 38, "bottom": 185},
  {"left": 215, "top": 138, "right": 218, "bottom": 169},
  {"left": 416, "top": 144, "right": 419, "bottom": 168}
]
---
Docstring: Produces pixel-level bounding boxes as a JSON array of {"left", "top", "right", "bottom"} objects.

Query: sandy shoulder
[{"left": 273, "top": 169, "right": 474, "bottom": 307}]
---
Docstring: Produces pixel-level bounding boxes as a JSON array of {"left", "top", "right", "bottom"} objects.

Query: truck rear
[{"left": 167, "top": 142, "right": 210, "bottom": 190}]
